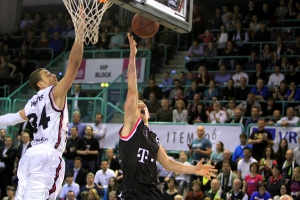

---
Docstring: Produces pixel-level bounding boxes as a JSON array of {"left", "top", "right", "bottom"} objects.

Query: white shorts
[{"left": 15, "top": 144, "right": 65, "bottom": 200}]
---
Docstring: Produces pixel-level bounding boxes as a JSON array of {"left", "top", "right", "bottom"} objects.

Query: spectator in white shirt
[
  {"left": 208, "top": 101, "right": 227, "bottom": 123},
  {"left": 94, "top": 160, "right": 116, "bottom": 190},
  {"left": 267, "top": 65, "right": 285, "bottom": 90},
  {"left": 20, "top": 13, "right": 33, "bottom": 30},
  {"left": 277, "top": 107, "right": 300, "bottom": 126},
  {"left": 237, "top": 147, "right": 257, "bottom": 180},
  {"left": 59, "top": 172, "right": 80, "bottom": 199},
  {"left": 232, "top": 64, "right": 249, "bottom": 86}
]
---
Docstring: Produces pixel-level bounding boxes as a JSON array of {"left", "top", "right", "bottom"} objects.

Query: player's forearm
[
  {"left": 68, "top": 42, "right": 83, "bottom": 74},
  {"left": 127, "top": 55, "right": 137, "bottom": 91},
  {"left": 164, "top": 158, "right": 196, "bottom": 175}
]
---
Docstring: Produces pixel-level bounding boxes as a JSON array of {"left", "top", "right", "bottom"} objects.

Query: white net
[{"left": 63, "top": 0, "right": 113, "bottom": 45}]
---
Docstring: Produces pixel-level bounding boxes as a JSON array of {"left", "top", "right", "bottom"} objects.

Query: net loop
[{"left": 63, "top": 0, "right": 113, "bottom": 44}]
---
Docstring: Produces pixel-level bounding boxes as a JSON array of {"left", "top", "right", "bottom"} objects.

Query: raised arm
[
  {"left": 53, "top": 7, "right": 85, "bottom": 109},
  {"left": 121, "top": 33, "right": 139, "bottom": 137}
]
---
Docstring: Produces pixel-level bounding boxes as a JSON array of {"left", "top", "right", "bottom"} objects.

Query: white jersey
[{"left": 24, "top": 86, "right": 68, "bottom": 154}]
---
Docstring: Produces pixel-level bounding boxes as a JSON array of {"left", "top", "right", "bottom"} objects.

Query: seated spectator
[
  {"left": 220, "top": 79, "right": 235, "bottom": 100},
  {"left": 106, "top": 177, "right": 118, "bottom": 199},
  {"left": 72, "top": 157, "right": 88, "bottom": 187},
  {"left": 185, "top": 180, "right": 204, "bottom": 200},
  {"left": 237, "top": 147, "right": 258, "bottom": 180},
  {"left": 96, "top": 32, "right": 110, "bottom": 50},
  {"left": 266, "top": 165, "right": 285, "bottom": 197},
  {"left": 11, "top": 24, "right": 22, "bottom": 37},
  {"left": 49, "top": 31, "right": 64, "bottom": 57},
  {"left": 273, "top": 184, "right": 291, "bottom": 200},
  {"left": 2, "top": 44, "right": 13, "bottom": 61},
  {"left": 228, "top": 179, "right": 249, "bottom": 200},
  {"left": 243, "top": 162, "right": 263, "bottom": 197},
  {"left": 59, "top": 172, "right": 80, "bottom": 199},
  {"left": 267, "top": 110, "right": 281, "bottom": 125},
  {"left": 23, "top": 31, "right": 36, "bottom": 48},
  {"left": 218, "top": 41, "right": 237, "bottom": 70},
  {"left": 216, "top": 161, "right": 238, "bottom": 193},
  {"left": 234, "top": 77, "right": 251, "bottom": 101},
  {"left": 280, "top": 57, "right": 290, "bottom": 71},
  {"left": 288, "top": 167, "right": 300, "bottom": 199},
  {"left": 66, "top": 190, "right": 76, "bottom": 200},
  {"left": 174, "top": 151, "right": 190, "bottom": 196},
  {"left": 273, "top": 80, "right": 288, "bottom": 101},
  {"left": 231, "top": 22, "right": 249, "bottom": 55},
  {"left": 208, "top": 8, "right": 222, "bottom": 30},
  {"left": 171, "top": 87, "right": 188, "bottom": 109},
  {"left": 79, "top": 173, "right": 104, "bottom": 199},
  {"left": 178, "top": 71, "right": 186, "bottom": 86},
  {"left": 138, "top": 37, "right": 160, "bottom": 73},
  {"left": 13, "top": 43, "right": 32, "bottom": 62},
  {"left": 287, "top": 81, "right": 300, "bottom": 101},
  {"left": 163, "top": 177, "right": 179, "bottom": 200},
  {"left": 88, "top": 188, "right": 101, "bottom": 200},
  {"left": 209, "top": 141, "right": 224, "bottom": 166},
  {"left": 94, "top": 160, "right": 115, "bottom": 190},
  {"left": 286, "top": 36, "right": 300, "bottom": 56},
  {"left": 195, "top": 65, "right": 210, "bottom": 93},
  {"left": 231, "top": 108, "right": 245, "bottom": 124},
  {"left": 225, "top": 99, "right": 236, "bottom": 118},
  {"left": 20, "top": 13, "right": 33, "bottom": 30},
  {"left": 243, "top": 51, "right": 259, "bottom": 71},
  {"left": 203, "top": 41, "right": 218, "bottom": 70},
  {"left": 261, "top": 44, "right": 272, "bottom": 66},
  {"left": 35, "top": 31, "right": 51, "bottom": 60},
  {"left": 108, "top": 26, "right": 124, "bottom": 50},
  {"left": 248, "top": 15, "right": 261, "bottom": 37},
  {"left": 16, "top": 58, "right": 36, "bottom": 83},
  {"left": 285, "top": 64, "right": 300, "bottom": 85},
  {"left": 169, "top": 79, "right": 182, "bottom": 100},
  {"left": 259, "top": 146, "right": 278, "bottom": 181},
  {"left": 204, "top": 179, "right": 227, "bottom": 200},
  {"left": 157, "top": 148, "right": 174, "bottom": 192},
  {"left": 188, "top": 102, "right": 207, "bottom": 124},
  {"left": 185, "top": 40, "right": 204, "bottom": 71},
  {"left": 146, "top": 92, "right": 161, "bottom": 121},
  {"left": 207, "top": 101, "right": 227, "bottom": 123},
  {"left": 33, "top": 13, "right": 43, "bottom": 30},
  {"left": 105, "top": 149, "right": 121, "bottom": 180},
  {"left": 161, "top": 71, "right": 173, "bottom": 98},
  {"left": 204, "top": 80, "right": 219, "bottom": 100},
  {"left": 261, "top": 97, "right": 279, "bottom": 118},
  {"left": 158, "top": 27, "right": 176, "bottom": 63},
  {"left": 282, "top": 150, "right": 299, "bottom": 180},
  {"left": 198, "top": 29, "right": 214, "bottom": 46},
  {"left": 294, "top": 136, "right": 300, "bottom": 166},
  {"left": 259, "top": 3, "right": 272, "bottom": 21},
  {"left": 155, "top": 98, "right": 173, "bottom": 122},
  {"left": 232, "top": 64, "right": 249, "bottom": 86},
  {"left": 232, "top": 133, "right": 252, "bottom": 163},
  {"left": 216, "top": 150, "right": 237, "bottom": 174},
  {"left": 174, "top": 194, "right": 183, "bottom": 200},
  {"left": 228, "top": 13, "right": 240, "bottom": 30},
  {"left": 254, "top": 22, "right": 271, "bottom": 42},
  {"left": 216, "top": 25, "right": 228, "bottom": 50},
  {"left": 2, "top": 185, "right": 15, "bottom": 200},
  {"left": 21, "top": 22, "right": 35, "bottom": 37},
  {"left": 277, "top": 107, "right": 300, "bottom": 126},
  {"left": 274, "top": 0, "right": 288, "bottom": 20},
  {"left": 214, "top": 65, "right": 231, "bottom": 86},
  {"left": 250, "top": 181, "right": 272, "bottom": 200},
  {"left": 0, "top": 55, "right": 17, "bottom": 86},
  {"left": 233, "top": 5, "right": 244, "bottom": 21},
  {"left": 61, "top": 18, "right": 75, "bottom": 39},
  {"left": 244, "top": 0, "right": 258, "bottom": 22},
  {"left": 250, "top": 79, "right": 270, "bottom": 102},
  {"left": 221, "top": 5, "right": 232, "bottom": 28},
  {"left": 272, "top": 36, "right": 287, "bottom": 61},
  {"left": 268, "top": 66, "right": 285, "bottom": 90},
  {"left": 249, "top": 62, "right": 267, "bottom": 85},
  {"left": 47, "top": 18, "right": 62, "bottom": 35},
  {"left": 173, "top": 99, "right": 188, "bottom": 123},
  {"left": 237, "top": 92, "right": 261, "bottom": 117},
  {"left": 143, "top": 79, "right": 163, "bottom": 101},
  {"left": 186, "top": 81, "right": 201, "bottom": 101},
  {"left": 187, "top": 93, "right": 201, "bottom": 115},
  {"left": 275, "top": 139, "right": 289, "bottom": 169}
]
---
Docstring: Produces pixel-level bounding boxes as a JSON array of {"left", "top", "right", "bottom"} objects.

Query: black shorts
[{"left": 116, "top": 182, "right": 163, "bottom": 200}]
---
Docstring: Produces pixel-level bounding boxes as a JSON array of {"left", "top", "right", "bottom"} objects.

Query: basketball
[{"left": 132, "top": 14, "right": 160, "bottom": 38}]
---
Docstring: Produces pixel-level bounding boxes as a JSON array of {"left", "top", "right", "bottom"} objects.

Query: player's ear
[{"left": 37, "top": 81, "right": 45, "bottom": 89}]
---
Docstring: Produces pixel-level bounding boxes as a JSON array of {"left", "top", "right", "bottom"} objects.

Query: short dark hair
[
  {"left": 71, "top": 126, "right": 78, "bottom": 131},
  {"left": 243, "top": 146, "right": 252, "bottom": 153},
  {"left": 29, "top": 68, "right": 44, "bottom": 92},
  {"left": 239, "top": 133, "right": 247, "bottom": 139},
  {"left": 74, "top": 157, "right": 82, "bottom": 162},
  {"left": 66, "top": 172, "right": 73, "bottom": 178}
]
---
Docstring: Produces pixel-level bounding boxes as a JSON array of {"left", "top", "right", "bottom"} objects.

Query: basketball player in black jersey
[{"left": 116, "top": 33, "right": 217, "bottom": 200}]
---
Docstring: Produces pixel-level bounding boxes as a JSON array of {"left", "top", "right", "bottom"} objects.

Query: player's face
[
  {"left": 138, "top": 103, "right": 150, "bottom": 121},
  {"left": 39, "top": 69, "right": 58, "bottom": 88}
]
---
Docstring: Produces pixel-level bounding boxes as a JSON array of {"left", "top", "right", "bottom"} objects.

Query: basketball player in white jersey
[
  {"left": 0, "top": 9, "right": 85, "bottom": 200},
  {"left": 116, "top": 34, "right": 217, "bottom": 200}
]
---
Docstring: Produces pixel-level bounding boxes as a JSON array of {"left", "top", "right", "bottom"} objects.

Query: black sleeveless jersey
[{"left": 119, "top": 118, "right": 161, "bottom": 187}]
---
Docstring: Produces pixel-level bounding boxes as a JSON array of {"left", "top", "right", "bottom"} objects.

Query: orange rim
[{"left": 99, "top": 0, "right": 107, "bottom": 2}]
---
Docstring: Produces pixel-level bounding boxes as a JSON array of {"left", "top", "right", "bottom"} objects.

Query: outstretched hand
[
  {"left": 194, "top": 158, "right": 218, "bottom": 180},
  {"left": 127, "top": 33, "right": 137, "bottom": 56}
]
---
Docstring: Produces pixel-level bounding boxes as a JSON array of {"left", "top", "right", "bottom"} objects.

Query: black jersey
[{"left": 117, "top": 118, "right": 162, "bottom": 200}]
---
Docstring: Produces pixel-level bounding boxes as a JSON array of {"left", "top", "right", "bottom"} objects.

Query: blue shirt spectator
[
  {"left": 47, "top": 19, "right": 63, "bottom": 35},
  {"left": 250, "top": 79, "right": 270, "bottom": 101},
  {"left": 232, "top": 133, "right": 253, "bottom": 163},
  {"left": 161, "top": 71, "right": 174, "bottom": 97},
  {"left": 287, "top": 82, "right": 300, "bottom": 101},
  {"left": 49, "top": 32, "right": 64, "bottom": 56},
  {"left": 204, "top": 80, "right": 219, "bottom": 100},
  {"left": 214, "top": 65, "right": 231, "bottom": 85}
]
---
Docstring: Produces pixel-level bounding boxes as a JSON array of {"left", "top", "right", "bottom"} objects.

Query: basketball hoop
[{"left": 63, "top": 0, "right": 113, "bottom": 45}]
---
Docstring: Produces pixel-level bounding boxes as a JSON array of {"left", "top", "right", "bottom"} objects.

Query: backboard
[{"left": 109, "top": 0, "right": 193, "bottom": 33}]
